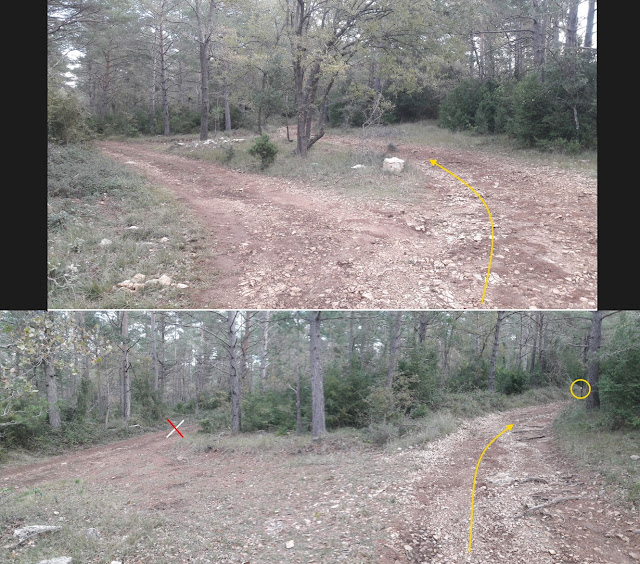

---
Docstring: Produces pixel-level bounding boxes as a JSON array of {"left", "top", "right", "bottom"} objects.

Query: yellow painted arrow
[
  {"left": 430, "top": 159, "right": 495, "bottom": 304},
  {"left": 468, "top": 424, "right": 513, "bottom": 552}
]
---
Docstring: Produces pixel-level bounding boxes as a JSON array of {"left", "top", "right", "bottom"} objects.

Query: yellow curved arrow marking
[
  {"left": 468, "top": 424, "right": 513, "bottom": 552},
  {"left": 430, "top": 159, "right": 495, "bottom": 304}
]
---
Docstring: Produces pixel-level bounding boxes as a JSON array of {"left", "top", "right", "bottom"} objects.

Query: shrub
[
  {"left": 600, "top": 314, "right": 640, "bottom": 429},
  {"left": 364, "top": 422, "right": 398, "bottom": 446},
  {"left": 495, "top": 367, "right": 529, "bottom": 395},
  {"left": 448, "top": 359, "right": 489, "bottom": 392},
  {"left": 48, "top": 86, "right": 91, "bottom": 144},
  {"left": 324, "top": 366, "right": 371, "bottom": 428},
  {"left": 248, "top": 134, "right": 279, "bottom": 169}
]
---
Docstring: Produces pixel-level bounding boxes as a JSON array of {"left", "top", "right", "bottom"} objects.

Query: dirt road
[
  {"left": 97, "top": 136, "right": 596, "bottom": 309},
  {"left": 2, "top": 403, "right": 636, "bottom": 563}
]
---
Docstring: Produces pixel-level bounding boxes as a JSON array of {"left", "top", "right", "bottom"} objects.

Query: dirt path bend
[
  {"left": 2, "top": 404, "right": 636, "bottom": 564},
  {"left": 380, "top": 403, "right": 638, "bottom": 564},
  {"left": 98, "top": 139, "right": 596, "bottom": 309}
]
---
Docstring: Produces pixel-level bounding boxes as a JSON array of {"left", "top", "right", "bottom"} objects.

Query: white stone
[
  {"left": 127, "top": 225, "right": 139, "bottom": 230},
  {"left": 285, "top": 540, "right": 295, "bottom": 549},
  {"left": 351, "top": 164, "right": 365, "bottom": 169},
  {"left": 631, "top": 455, "right": 640, "bottom": 461},
  {"left": 382, "top": 157, "right": 405, "bottom": 173},
  {"left": 36, "top": 558, "right": 72, "bottom": 564},
  {"left": 99, "top": 239, "right": 112, "bottom": 246},
  {"left": 158, "top": 274, "right": 173, "bottom": 286},
  {"left": 13, "top": 525, "right": 61, "bottom": 542},
  {"left": 175, "top": 283, "right": 189, "bottom": 289},
  {"left": 159, "top": 237, "right": 169, "bottom": 243},
  {"left": 131, "top": 273, "right": 146, "bottom": 283}
]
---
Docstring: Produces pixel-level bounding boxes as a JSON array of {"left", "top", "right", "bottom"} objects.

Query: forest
[
  {"left": 48, "top": 0, "right": 597, "bottom": 152},
  {"left": 1, "top": 309, "right": 636, "bottom": 455}
]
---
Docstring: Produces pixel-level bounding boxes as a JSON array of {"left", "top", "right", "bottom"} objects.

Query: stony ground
[
  {"left": 97, "top": 132, "right": 596, "bottom": 310},
  {"left": 2, "top": 403, "right": 636, "bottom": 563}
]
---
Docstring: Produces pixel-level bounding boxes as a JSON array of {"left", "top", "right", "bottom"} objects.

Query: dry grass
[
  {"left": 48, "top": 143, "right": 212, "bottom": 308},
  {"left": 553, "top": 404, "right": 640, "bottom": 505}
]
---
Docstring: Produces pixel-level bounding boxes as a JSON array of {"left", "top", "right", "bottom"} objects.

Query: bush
[
  {"left": 438, "top": 79, "right": 482, "bottom": 132},
  {"left": 48, "top": 87, "right": 91, "bottom": 144},
  {"left": 364, "top": 422, "right": 398, "bottom": 446},
  {"left": 495, "top": 367, "right": 529, "bottom": 395},
  {"left": 324, "top": 366, "right": 371, "bottom": 428},
  {"left": 448, "top": 359, "right": 489, "bottom": 392},
  {"left": 248, "top": 134, "right": 279, "bottom": 169},
  {"left": 600, "top": 315, "right": 640, "bottom": 429}
]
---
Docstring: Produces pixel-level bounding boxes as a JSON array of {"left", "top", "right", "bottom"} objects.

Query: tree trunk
[
  {"left": 584, "top": 0, "right": 596, "bottom": 49},
  {"left": 586, "top": 310, "right": 603, "bottom": 409},
  {"left": 121, "top": 311, "right": 131, "bottom": 423},
  {"left": 529, "top": 313, "right": 538, "bottom": 373},
  {"left": 223, "top": 74, "right": 232, "bottom": 132},
  {"left": 195, "top": 0, "right": 217, "bottom": 141},
  {"left": 348, "top": 311, "right": 356, "bottom": 366},
  {"left": 151, "top": 312, "right": 160, "bottom": 393},
  {"left": 228, "top": 311, "right": 241, "bottom": 433},
  {"left": 44, "top": 315, "right": 61, "bottom": 429},
  {"left": 309, "top": 311, "right": 326, "bottom": 438},
  {"left": 259, "top": 310, "right": 270, "bottom": 389},
  {"left": 199, "top": 42, "right": 210, "bottom": 140},
  {"left": 489, "top": 311, "right": 505, "bottom": 392},
  {"left": 159, "top": 16, "right": 170, "bottom": 135},
  {"left": 296, "top": 365, "right": 302, "bottom": 435},
  {"left": 565, "top": 0, "right": 580, "bottom": 49},
  {"left": 386, "top": 312, "right": 402, "bottom": 388}
]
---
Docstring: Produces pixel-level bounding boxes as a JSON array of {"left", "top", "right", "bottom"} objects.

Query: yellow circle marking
[{"left": 570, "top": 379, "right": 591, "bottom": 399}]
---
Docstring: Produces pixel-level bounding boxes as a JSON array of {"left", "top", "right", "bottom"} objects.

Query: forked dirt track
[
  {"left": 98, "top": 135, "right": 596, "bottom": 309},
  {"left": 2, "top": 404, "right": 637, "bottom": 563}
]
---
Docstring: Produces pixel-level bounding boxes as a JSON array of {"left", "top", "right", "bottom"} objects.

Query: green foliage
[
  {"left": 169, "top": 106, "right": 202, "bottom": 134},
  {"left": 437, "top": 56, "right": 596, "bottom": 151},
  {"left": 248, "top": 134, "right": 279, "bottom": 169},
  {"left": 390, "top": 86, "right": 441, "bottom": 121},
  {"left": 438, "top": 79, "right": 482, "bottom": 132},
  {"left": 48, "top": 87, "right": 91, "bottom": 145},
  {"left": 448, "top": 358, "right": 489, "bottom": 392},
  {"left": 242, "top": 388, "right": 305, "bottom": 433},
  {"left": 495, "top": 367, "right": 529, "bottom": 395},
  {"left": 324, "top": 366, "right": 371, "bottom": 428},
  {"left": 600, "top": 316, "right": 640, "bottom": 429},
  {"left": 396, "top": 348, "right": 441, "bottom": 409},
  {"left": 75, "top": 377, "right": 93, "bottom": 423},
  {"left": 131, "top": 373, "right": 163, "bottom": 423}
]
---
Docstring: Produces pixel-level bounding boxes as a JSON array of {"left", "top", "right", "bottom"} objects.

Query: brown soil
[
  {"left": 2, "top": 404, "right": 637, "bottom": 563},
  {"left": 97, "top": 134, "right": 596, "bottom": 310}
]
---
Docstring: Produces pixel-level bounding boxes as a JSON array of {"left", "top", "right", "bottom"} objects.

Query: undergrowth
[
  {"left": 553, "top": 403, "right": 640, "bottom": 505},
  {"left": 47, "top": 142, "right": 211, "bottom": 308}
]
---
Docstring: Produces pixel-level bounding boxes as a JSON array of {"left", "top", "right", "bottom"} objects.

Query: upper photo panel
[{"left": 47, "top": 0, "right": 597, "bottom": 310}]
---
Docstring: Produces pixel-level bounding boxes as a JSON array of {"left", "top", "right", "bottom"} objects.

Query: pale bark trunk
[
  {"left": 489, "top": 311, "right": 505, "bottom": 392},
  {"left": 584, "top": 0, "right": 596, "bottom": 49},
  {"left": 310, "top": 311, "right": 326, "bottom": 438},
  {"left": 228, "top": 311, "right": 241, "bottom": 433},
  {"left": 45, "top": 350, "right": 61, "bottom": 429},
  {"left": 260, "top": 311, "right": 270, "bottom": 388},
  {"left": 586, "top": 310, "right": 603, "bottom": 409},
  {"left": 151, "top": 312, "right": 159, "bottom": 393},
  {"left": 121, "top": 312, "right": 130, "bottom": 423}
]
